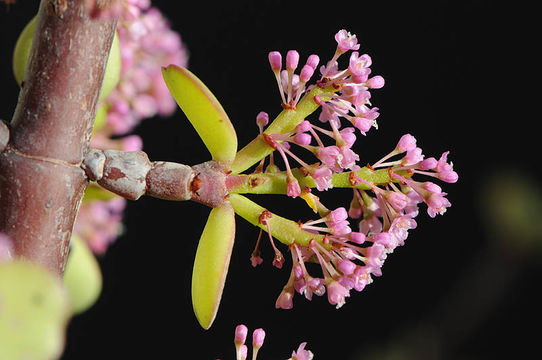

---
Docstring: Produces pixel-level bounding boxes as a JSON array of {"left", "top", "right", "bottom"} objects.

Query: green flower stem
[
  {"left": 230, "top": 85, "right": 336, "bottom": 175},
  {"left": 227, "top": 167, "right": 412, "bottom": 195},
  {"left": 228, "top": 193, "right": 325, "bottom": 248}
]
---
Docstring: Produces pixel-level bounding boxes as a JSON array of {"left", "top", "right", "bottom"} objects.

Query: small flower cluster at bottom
[{"left": 218, "top": 324, "right": 312, "bottom": 360}]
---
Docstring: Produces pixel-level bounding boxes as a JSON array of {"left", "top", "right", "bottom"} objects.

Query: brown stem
[
  {"left": 82, "top": 149, "right": 228, "bottom": 208},
  {"left": 0, "top": 0, "right": 117, "bottom": 275}
]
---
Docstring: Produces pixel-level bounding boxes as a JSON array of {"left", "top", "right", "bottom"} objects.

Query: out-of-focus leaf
[
  {"left": 162, "top": 64, "right": 238, "bottom": 165},
  {"left": 83, "top": 183, "right": 118, "bottom": 202},
  {"left": 12, "top": 15, "right": 35, "bottom": 86},
  {"left": 191, "top": 202, "right": 235, "bottom": 329},
  {"left": 0, "top": 261, "right": 71, "bottom": 360},
  {"left": 63, "top": 235, "right": 103, "bottom": 314},
  {"left": 13, "top": 16, "right": 120, "bottom": 102}
]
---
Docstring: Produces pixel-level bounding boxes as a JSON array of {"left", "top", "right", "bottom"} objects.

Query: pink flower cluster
[
  {"left": 73, "top": 198, "right": 127, "bottom": 254},
  {"left": 253, "top": 30, "right": 457, "bottom": 309},
  {"left": 261, "top": 30, "right": 384, "bottom": 197},
  {"left": 276, "top": 133, "right": 457, "bottom": 309},
  {"left": 104, "top": 1, "right": 188, "bottom": 135},
  {"left": 74, "top": 1, "right": 188, "bottom": 254},
  {"left": 222, "top": 324, "right": 312, "bottom": 360}
]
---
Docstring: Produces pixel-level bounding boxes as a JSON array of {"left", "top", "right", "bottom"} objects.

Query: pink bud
[
  {"left": 256, "top": 111, "right": 269, "bottom": 127},
  {"left": 349, "top": 232, "right": 366, "bottom": 244},
  {"left": 367, "top": 75, "right": 385, "bottom": 89},
  {"left": 293, "top": 133, "right": 312, "bottom": 146},
  {"left": 337, "top": 259, "right": 357, "bottom": 275},
  {"left": 306, "top": 54, "right": 320, "bottom": 70},
  {"left": 286, "top": 50, "right": 300, "bottom": 70},
  {"left": 423, "top": 181, "right": 442, "bottom": 194},
  {"left": 268, "top": 51, "right": 282, "bottom": 71},
  {"left": 252, "top": 328, "right": 266, "bottom": 348},
  {"left": 439, "top": 170, "right": 459, "bottom": 183},
  {"left": 420, "top": 157, "right": 438, "bottom": 170},
  {"left": 235, "top": 324, "right": 248, "bottom": 345},
  {"left": 238, "top": 345, "right": 248, "bottom": 360},
  {"left": 299, "top": 64, "right": 315, "bottom": 83},
  {"left": 296, "top": 120, "right": 312, "bottom": 133}
]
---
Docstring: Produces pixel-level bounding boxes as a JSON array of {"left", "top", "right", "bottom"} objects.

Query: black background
[{"left": 1, "top": 1, "right": 539, "bottom": 359}]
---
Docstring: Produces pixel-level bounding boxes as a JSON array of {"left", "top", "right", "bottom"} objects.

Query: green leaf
[
  {"left": 63, "top": 235, "right": 103, "bottom": 315},
  {"left": 13, "top": 16, "right": 121, "bottom": 102},
  {"left": 0, "top": 261, "right": 71, "bottom": 360},
  {"left": 82, "top": 183, "right": 118, "bottom": 202},
  {"left": 162, "top": 65, "right": 238, "bottom": 166},
  {"left": 191, "top": 202, "right": 235, "bottom": 329}
]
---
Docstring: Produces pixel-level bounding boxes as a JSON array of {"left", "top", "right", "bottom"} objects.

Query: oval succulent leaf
[
  {"left": 0, "top": 261, "right": 71, "bottom": 360},
  {"left": 162, "top": 65, "right": 238, "bottom": 166},
  {"left": 63, "top": 235, "right": 103, "bottom": 315},
  {"left": 191, "top": 202, "right": 236, "bottom": 329},
  {"left": 13, "top": 16, "right": 121, "bottom": 102}
]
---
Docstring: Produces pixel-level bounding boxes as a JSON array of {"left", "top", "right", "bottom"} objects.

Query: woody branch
[{"left": 0, "top": 0, "right": 117, "bottom": 275}]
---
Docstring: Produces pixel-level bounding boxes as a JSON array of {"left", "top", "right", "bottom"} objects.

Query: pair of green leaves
[{"left": 162, "top": 65, "right": 238, "bottom": 329}]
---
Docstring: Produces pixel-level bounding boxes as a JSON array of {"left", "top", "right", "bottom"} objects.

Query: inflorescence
[
  {"left": 248, "top": 29, "right": 458, "bottom": 309},
  {"left": 226, "top": 324, "right": 312, "bottom": 360}
]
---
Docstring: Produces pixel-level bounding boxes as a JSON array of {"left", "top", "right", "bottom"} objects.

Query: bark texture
[
  {"left": 82, "top": 149, "right": 228, "bottom": 208},
  {"left": 0, "top": 0, "right": 117, "bottom": 275}
]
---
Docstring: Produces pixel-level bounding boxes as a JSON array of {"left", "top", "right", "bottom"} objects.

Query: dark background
[{"left": 1, "top": 1, "right": 539, "bottom": 359}]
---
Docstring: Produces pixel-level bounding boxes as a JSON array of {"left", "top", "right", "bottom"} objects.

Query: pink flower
[
  {"left": 312, "top": 166, "right": 333, "bottom": 191},
  {"left": 104, "top": 5, "right": 188, "bottom": 135},
  {"left": 290, "top": 342, "right": 314, "bottom": 360},
  {"left": 348, "top": 52, "right": 372, "bottom": 79},
  {"left": 74, "top": 198, "right": 127, "bottom": 254},
  {"left": 316, "top": 146, "right": 341, "bottom": 168},
  {"left": 426, "top": 193, "right": 451, "bottom": 218},
  {"left": 396, "top": 133, "right": 417, "bottom": 152},
  {"left": 287, "top": 177, "right": 302, "bottom": 198},
  {"left": 337, "top": 146, "right": 359, "bottom": 169},
  {"left": 334, "top": 29, "right": 360, "bottom": 53},
  {"left": 326, "top": 279, "right": 350, "bottom": 308},
  {"left": 275, "top": 288, "right": 294, "bottom": 309}
]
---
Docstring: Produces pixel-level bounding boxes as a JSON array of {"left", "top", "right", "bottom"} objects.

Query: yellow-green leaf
[
  {"left": 13, "top": 16, "right": 121, "bottom": 102},
  {"left": 82, "top": 183, "right": 118, "bottom": 202},
  {"left": 162, "top": 65, "right": 238, "bottom": 166},
  {"left": 191, "top": 202, "right": 235, "bottom": 329},
  {"left": 0, "top": 261, "right": 71, "bottom": 360},
  {"left": 63, "top": 235, "right": 103, "bottom": 315}
]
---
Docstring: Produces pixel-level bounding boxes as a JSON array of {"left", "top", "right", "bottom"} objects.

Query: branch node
[
  {"left": 82, "top": 148, "right": 105, "bottom": 181},
  {"left": 96, "top": 150, "right": 152, "bottom": 200}
]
